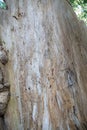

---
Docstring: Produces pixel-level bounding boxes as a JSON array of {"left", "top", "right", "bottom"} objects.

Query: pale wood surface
[{"left": 0, "top": 0, "right": 87, "bottom": 130}]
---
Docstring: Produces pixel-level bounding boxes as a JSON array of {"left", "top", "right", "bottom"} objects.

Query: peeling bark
[{"left": 0, "top": 0, "right": 87, "bottom": 130}]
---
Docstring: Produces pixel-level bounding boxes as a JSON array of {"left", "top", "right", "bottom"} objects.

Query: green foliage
[
  {"left": 0, "top": 1, "right": 7, "bottom": 10},
  {"left": 70, "top": 0, "right": 87, "bottom": 24}
]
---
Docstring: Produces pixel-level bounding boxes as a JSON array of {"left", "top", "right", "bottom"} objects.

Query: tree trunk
[{"left": 0, "top": 0, "right": 87, "bottom": 130}]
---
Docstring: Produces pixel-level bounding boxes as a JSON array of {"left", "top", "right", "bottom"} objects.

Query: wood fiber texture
[{"left": 0, "top": 0, "right": 87, "bottom": 130}]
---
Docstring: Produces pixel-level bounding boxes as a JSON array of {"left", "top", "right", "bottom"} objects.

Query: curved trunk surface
[{"left": 0, "top": 0, "right": 87, "bottom": 130}]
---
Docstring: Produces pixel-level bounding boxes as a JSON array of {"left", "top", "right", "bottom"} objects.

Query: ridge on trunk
[{"left": 0, "top": 0, "right": 87, "bottom": 130}]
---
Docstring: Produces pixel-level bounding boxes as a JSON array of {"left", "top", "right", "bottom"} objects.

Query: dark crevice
[
  {"left": 75, "top": 124, "right": 80, "bottom": 130},
  {"left": 0, "top": 116, "right": 7, "bottom": 130}
]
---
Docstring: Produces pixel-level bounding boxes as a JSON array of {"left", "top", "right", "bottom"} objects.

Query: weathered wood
[{"left": 0, "top": 0, "right": 87, "bottom": 130}]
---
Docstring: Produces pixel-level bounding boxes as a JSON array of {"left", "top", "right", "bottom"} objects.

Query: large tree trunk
[{"left": 0, "top": 0, "right": 87, "bottom": 130}]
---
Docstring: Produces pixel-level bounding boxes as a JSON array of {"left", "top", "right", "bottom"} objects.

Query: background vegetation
[{"left": 70, "top": 0, "right": 87, "bottom": 24}]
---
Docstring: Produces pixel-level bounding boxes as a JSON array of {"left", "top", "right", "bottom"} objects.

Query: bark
[
  {"left": 0, "top": 0, "right": 87, "bottom": 130},
  {"left": 0, "top": 45, "right": 10, "bottom": 130}
]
